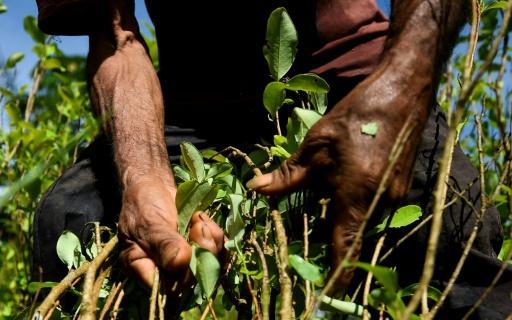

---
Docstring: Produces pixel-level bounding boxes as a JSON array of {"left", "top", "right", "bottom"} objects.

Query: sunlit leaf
[
  {"left": 28, "top": 281, "right": 58, "bottom": 293},
  {"left": 288, "top": 254, "right": 324, "bottom": 286},
  {"left": 23, "top": 16, "right": 46, "bottom": 44},
  {"left": 4, "top": 52, "right": 24, "bottom": 69},
  {"left": 176, "top": 181, "right": 218, "bottom": 234},
  {"left": 351, "top": 261, "right": 399, "bottom": 293},
  {"left": 263, "top": 81, "right": 286, "bottom": 117},
  {"left": 195, "top": 247, "right": 221, "bottom": 299},
  {"left": 361, "top": 122, "right": 379, "bottom": 137},
  {"left": 286, "top": 73, "right": 329, "bottom": 93},
  {"left": 56, "top": 230, "right": 82, "bottom": 270},
  {"left": 294, "top": 108, "right": 322, "bottom": 129},
  {"left": 400, "top": 284, "right": 442, "bottom": 302},
  {"left": 225, "top": 194, "right": 245, "bottom": 251},
  {"left": 180, "top": 142, "right": 205, "bottom": 182},
  {"left": 369, "top": 205, "right": 423, "bottom": 235},
  {"left": 263, "top": 7, "right": 298, "bottom": 80}
]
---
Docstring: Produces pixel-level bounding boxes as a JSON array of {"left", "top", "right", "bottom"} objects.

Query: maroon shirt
[{"left": 36, "top": 0, "right": 389, "bottom": 141}]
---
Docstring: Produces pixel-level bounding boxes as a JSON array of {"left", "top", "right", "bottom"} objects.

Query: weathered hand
[
  {"left": 118, "top": 180, "right": 225, "bottom": 289},
  {"left": 248, "top": 67, "right": 430, "bottom": 287}
]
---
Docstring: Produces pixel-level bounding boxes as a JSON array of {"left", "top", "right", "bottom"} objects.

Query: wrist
[{"left": 121, "top": 166, "right": 177, "bottom": 196}]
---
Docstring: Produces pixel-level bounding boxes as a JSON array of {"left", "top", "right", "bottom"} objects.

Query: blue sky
[
  {"left": 0, "top": 0, "right": 152, "bottom": 86},
  {"left": 1, "top": 0, "right": 391, "bottom": 87}
]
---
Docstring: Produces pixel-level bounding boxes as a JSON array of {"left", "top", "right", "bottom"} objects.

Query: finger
[
  {"left": 246, "top": 157, "right": 308, "bottom": 195},
  {"left": 144, "top": 226, "right": 192, "bottom": 273},
  {"left": 120, "top": 241, "right": 156, "bottom": 288},
  {"left": 189, "top": 212, "right": 224, "bottom": 255}
]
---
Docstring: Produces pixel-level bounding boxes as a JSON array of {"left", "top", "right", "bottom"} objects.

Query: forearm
[
  {"left": 87, "top": 0, "right": 174, "bottom": 190},
  {"left": 380, "top": 0, "right": 467, "bottom": 99}
]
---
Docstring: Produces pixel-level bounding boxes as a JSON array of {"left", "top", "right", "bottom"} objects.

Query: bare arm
[
  {"left": 87, "top": 0, "right": 224, "bottom": 288},
  {"left": 250, "top": 0, "right": 467, "bottom": 287}
]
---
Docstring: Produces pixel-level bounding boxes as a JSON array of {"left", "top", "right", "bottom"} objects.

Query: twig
[
  {"left": 252, "top": 238, "right": 270, "bottom": 320},
  {"left": 158, "top": 291, "right": 167, "bottom": 320},
  {"left": 90, "top": 265, "right": 112, "bottom": 315},
  {"left": 275, "top": 111, "right": 282, "bottom": 136},
  {"left": 362, "top": 235, "right": 386, "bottom": 320},
  {"left": 402, "top": 2, "right": 481, "bottom": 316},
  {"left": 303, "top": 213, "right": 312, "bottom": 307},
  {"left": 99, "top": 281, "right": 124, "bottom": 320},
  {"left": 271, "top": 209, "right": 293, "bottom": 320},
  {"left": 379, "top": 215, "right": 432, "bottom": 262},
  {"left": 458, "top": 0, "right": 512, "bottom": 108},
  {"left": 80, "top": 236, "right": 119, "bottom": 320},
  {"left": 319, "top": 198, "right": 330, "bottom": 219},
  {"left": 255, "top": 144, "right": 274, "bottom": 169},
  {"left": 246, "top": 276, "right": 262, "bottom": 319},
  {"left": 224, "top": 146, "right": 263, "bottom": 176},
  {"left": 2, "top": 62, "right": 44, "bottom": 168},
  {"left": 427, "top": 114, "right": 489, "bottom": 318},
  {"left": 421, "top": 289, "right": 429, "bottom": 316},
  {"left": 208, "top": 299, "right": 218, "bottom": 320},
  {"left": 34, "top": 235, "right": 119, "bottom": 319},
  {"left": 95, "top": 222, "right": 103, "bottom": 254},
  {"left": 109, "top": 287, "right": 125, "bottom": 319},
  {"left": 404, "top": 1, "right": 512, "bottom": 316},
  {"left": 43, "top": 300, "right": 59, "bottom": 320},
  {"left": 149, "top": 268, "right": 160, "bottom": 320}
]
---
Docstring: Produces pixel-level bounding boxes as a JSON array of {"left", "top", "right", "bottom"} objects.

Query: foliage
[
  {"left": 0, "top": 1, "right": 511, "bottom": 319},
  {"left": 0, "top": 12, "right": 98, "bottom": 317}
]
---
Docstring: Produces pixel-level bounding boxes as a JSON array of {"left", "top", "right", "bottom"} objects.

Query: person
[{"left": 33, "top": 0, "right": 511, "bottom": 317}]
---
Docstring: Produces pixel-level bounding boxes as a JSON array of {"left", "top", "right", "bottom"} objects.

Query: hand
[
  {"left": 118, "top": 180, "right": 225, "bottom": 290},
  {"left": 248, "top": 67, "right": 430, "bottom": 287}
]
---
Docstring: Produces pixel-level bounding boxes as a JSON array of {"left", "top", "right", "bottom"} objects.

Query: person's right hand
[{"left": 117, "top": 179, "right": 225, "bottom": 290}]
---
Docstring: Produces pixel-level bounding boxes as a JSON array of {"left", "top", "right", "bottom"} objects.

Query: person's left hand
[{"left": 247, "top": 65, "right": 430, "bottom": 287}]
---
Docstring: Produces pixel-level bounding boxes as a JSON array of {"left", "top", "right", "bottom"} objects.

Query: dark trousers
[{"left": 33, "top": 105, "right": 512, "bottom": 319}]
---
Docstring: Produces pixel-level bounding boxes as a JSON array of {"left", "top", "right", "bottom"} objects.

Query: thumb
[{"left": 246, "top": 156, "right": 308, "bottom": 195}]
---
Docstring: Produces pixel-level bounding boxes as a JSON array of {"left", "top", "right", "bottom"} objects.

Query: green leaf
[
  {"left": 361, "top": 122, "right": 379, "bottom": 136},
  {"left": 286, "top": 73, "right": 330, "bottom": 93},
  {"left": 180, "top": 142, "right": 205, "bottom": 182},
  {"left": 201, "top": 149, "right": 228, "bottom": 163},
  {"left": 176, "top": 181, "right": 218, "bottom": 234},
  {"left": 0, "top": 1, "right": 7, "bottom": 14},
  {"left": 400, "top": 284, "right": 442, "bottom": 302},
  {"left": 263, "top": 7, "right": 298, "bottom": 80},
  {"left": 42, "top": 58, "right": 63, "bottom": 71},
  {"left": 4, "top": 52, "right": 24, "bottom": 69},
  {"left": 263, "top": 81, "right": 287, "bottom": 117},
  {"left": 321, "top": 295, "right": 363, "bottom": 316},
  {"left": 484, "top": 1, "right": 509, "bottom": 12},
  {"left": 56, "top": 230, "right": 82, "bottom": 270},
  {"left": 498, "top": 239, "right": 511, "bottom": 261},
  {"left": 206, "top": 162, "right": 233, "bottom": 180},
  {"left": 23, "top": 16, "right": 46, "bottom": 43},
  {"left": 310, "top": 92, "right": 328, "bottom": 115},
  {"left": 195, "top": 247, "right": 221, "bottom": 299},
  {"left": 172, "top": 165, "right": 192, "bottom": 182},
  {"left": 352, "top": 261, "right": 399, "bottom": 293},
  {"left": 28, "top": 281, "right": 58, "bottom": 293},
  {"left": 288, "top": 254, "right": 324, "bottom": 286},
  {"left": 225, "top": 194, "right": 245, "bottom": 251},
  {"left": 368, "top": 287, "right": 398, "bottom": 307},
  {"left": 294, "top": 108, "right": 322, "bottom": 129},
  {"left": 456, "top": 119, "right": 468, "bottom": 142},
  {"left": 371, "top": 205, "right": 423, "bottom": 235},
  {"left": 271, "top": 145, "right": 291, "bottom": 159}
]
